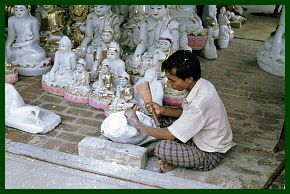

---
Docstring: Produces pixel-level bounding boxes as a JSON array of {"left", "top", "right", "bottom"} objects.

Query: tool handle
[{"left": 151, "top": 109, "right": 161, "bottom": 127}]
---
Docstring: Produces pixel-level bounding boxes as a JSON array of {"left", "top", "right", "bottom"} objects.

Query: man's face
[
  {"left": 165, "top": 68, "right": 190, "bottom": 91},
  {"left": 94, "top": 5, "right": 108, "bottom": 16},
  {"left": 150, "top": 5, "right": 167, "bottom": 20},
  {"left": 14, "top": 5, "right": 28, "bottom": 18}
]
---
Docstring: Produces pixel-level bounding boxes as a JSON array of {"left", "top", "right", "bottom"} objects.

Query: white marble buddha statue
[
  {"left": 42, "top": 36, "right": 76, "bottom": 88},
  {"left": 202, "top": 26, "right": 218, "bottom": 59},
  {"left": 77, "top": 5, "right": 120, "bottom": 57},
  {"left": 67, "top": 59, "right": 91, "bottom": 96},
  {"left": 218, "top": 6, "right": 230, "bottom": 49},
  {"left": 106, "top": 42, "right": 126, "bottom": 86},
  {"left": 152, "top": 30, "right": 174, "bottom": 73},
  {"left": 92, "top": 25, "right": 115, "bottom": 71},
  {"left": 131, "top": 5, "right": 179, "bottom": 67},
  {"left": 5, "top": 5, "right": 50, "bottom": 75},
  {"left": 109, "top": 72, "right": 134, "bottom": 111}
]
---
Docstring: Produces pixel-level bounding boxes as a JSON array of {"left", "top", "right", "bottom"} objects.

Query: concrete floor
[{"left": 5, "top": 5, "right": 284, "bottom": 188}]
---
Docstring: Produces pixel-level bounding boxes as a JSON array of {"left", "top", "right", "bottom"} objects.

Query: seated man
[{"left": 125, "top": 50, "right": 236, "bottom": 172}]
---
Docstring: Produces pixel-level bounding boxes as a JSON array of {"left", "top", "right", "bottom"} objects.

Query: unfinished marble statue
[
  {"left": 202, "top": 27, "right": 217, "bottom": 60},
  {"left": 134, "top": 69, "right": 163, "bottom": 114},
  {"left": 5, "top": 5, "right": 50, "bottom": 76},
  {"left": 5, "top": 83, "right": 61, "bottom": 134},
  {"left": 129, "top": 5, "right": 179, "bottom": 69},
  {"left": 5, "top": 58, "right": 18, "bottom": 84},
  {"left": 77, "top": 5, "right": 120, "bottom": 57},
  {"left": 218, "top": 7, "right": 230, "bottom": 49},
  {"left": 112, "top": 5, "right": 129, "bottom": 26},
  {"left": 101, "top": 111, "right": 156, "bottom": 145},
  {"left": 108, "top": 72, "right": 134, "bottom": 112},
  {"left": 226, "top": 10, "right": 246, "bottom": 24},
  {"left": 257, "top": 6, "right": 285, "bottom": 77},
  {"left": 35, "top": 5, "right": 65, "bottom": 53},
  {"left": 42, "top": 36, "right": 77, "bottom": 94},
  {"left": 106, "top": 42, "right": 126, "bottom": 86}
]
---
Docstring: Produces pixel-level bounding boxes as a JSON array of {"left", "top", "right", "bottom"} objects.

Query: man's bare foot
[{"left": 159, "top": 160, "right": 175, "bottom": 173}]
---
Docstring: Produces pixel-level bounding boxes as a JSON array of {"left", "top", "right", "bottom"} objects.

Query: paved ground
[{"left": 5, "top": 5, "right": 284, "bottom": 188}]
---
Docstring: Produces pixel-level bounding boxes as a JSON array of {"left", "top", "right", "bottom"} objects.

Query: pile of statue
[{"left": 6, "top": 4, "right": 283, "bottom": 142}]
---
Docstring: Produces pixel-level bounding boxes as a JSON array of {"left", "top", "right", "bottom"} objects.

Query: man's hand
[
  {"left": 145, "top": 102, "right": 163, "bottom": 116},
  {"left": 124, "top": 108, "right": 140, "bottom": 128}
]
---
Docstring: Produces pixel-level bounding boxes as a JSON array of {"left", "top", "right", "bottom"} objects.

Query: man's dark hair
[{"left": 161, "top": 50, "right": 201, "bottom": 81}]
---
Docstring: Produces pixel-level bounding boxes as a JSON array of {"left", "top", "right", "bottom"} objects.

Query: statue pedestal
[
  {"left": 257, "top": 46, "right": 285, "bottom": 77},
  {"left": 5, "top": 74, "right": 18, "bottom": 84},
  {"left": 188, "top": 29, "right": 208, "bottom": 50},
  {"left": 89, "top": 97, "right": 111, "bottom": 110},
  {"left": 163, "top": 87, "right": 188, "bottom": 107},
  {"left": 42, "top": 82, "right": 65, "bottom": 96},
  {"left": 18, "top": 65, "right": 52, "bottom": 76},
  {"left": 64, "top": 92, "right": 89, "bottom": 104}
]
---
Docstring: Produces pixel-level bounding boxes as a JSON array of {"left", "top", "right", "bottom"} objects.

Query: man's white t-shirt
[{"left": 168, "top": 78, "right": 236, "bottom": 153}]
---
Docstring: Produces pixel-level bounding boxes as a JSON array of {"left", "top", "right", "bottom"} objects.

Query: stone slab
[
  {"left": 78, "top": 137, "right": 147, "bottom": 169},
  {"left": 6, "top": 141, "right": 221, "bottom": 188}
]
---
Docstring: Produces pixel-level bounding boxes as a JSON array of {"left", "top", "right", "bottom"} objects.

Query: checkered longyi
[{"left": 154, "top": 140, "right": 225, "bottom": 171}]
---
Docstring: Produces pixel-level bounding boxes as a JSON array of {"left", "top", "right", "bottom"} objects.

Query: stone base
[
  {"left": 78, "top": 137, "right": 148, "bottom": 169},
  {"left": 64, "top": 92, "right": 89, "bottom": 104},
  {"left": 163, "top": 95, "right": 184, "bottom": 107},
  {"left": 5, "top": 74, "right": 18, "bottom": 84},
  {"left": 17, "top": 65, "right": 52, "bottom": 76},
  {"left": 230, "top": 21, "right": 242, "bottom": 29},
  {"left": 89, "top": 97, "right": 110, "bottom": 110},
  {"left": 42, "top": 82, "right": 65, "bottom": 96},
  {"left": 257, "top": 47, "right": 285, "bottom": 77}
]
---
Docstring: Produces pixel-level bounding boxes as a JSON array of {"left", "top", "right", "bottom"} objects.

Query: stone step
[{"left": 78, "top": 136, "right": 148, "bottom": 169}]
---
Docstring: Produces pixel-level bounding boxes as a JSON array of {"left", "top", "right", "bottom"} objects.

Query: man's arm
[
  {"left": 146, "top": 102, "right": 183, "bottom": 118},
  {"left": 124, "top": 108, "right": 176, "bottom": 140}
]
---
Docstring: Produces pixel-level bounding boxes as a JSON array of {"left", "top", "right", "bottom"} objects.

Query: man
[{"left": 125, "top": 50, "right": 235, "bottom": 172}]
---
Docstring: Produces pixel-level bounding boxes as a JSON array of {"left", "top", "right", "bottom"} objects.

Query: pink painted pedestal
[
  {"left": 5, "top": 74, "right": 18, "bottom": 84},
  {"left": 163, "top": 94, "right": 184, "bottom": 107},
  {"left": 64, "top": 92, "right": 89, "bottom": 104},
  {"left": 89, "top": 97, "right": 110, "bottom": 110},
  {"left": 42, "top": 82, "right": 65, "bottom": 96}
]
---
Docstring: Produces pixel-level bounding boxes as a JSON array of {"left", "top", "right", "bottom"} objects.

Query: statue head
[
  {"left": 149, "top": 5, "right": 168, "bottom": 20},
  {"left": 101, "top": 25, "right": 114, "bottom": 43},
  {"left": 119, "top": 72, "right": 130, "bottom": 87},
  {"left": 59, "top": 36, "right": 72, "bottom": 52},
  {"left": 14, "top": 5, "right": 29, "bottom": 18},
  {"left": 131, "top": 5, "right": 147, "bottom": 21},
  {"left": 76, "top": 59, "right": 86, "bottom": 72},
  {"left": 159, "top": 30, "right": 172, "bottom": 52},
  {"left": 144, "top": 69, "right": 158, "bottom": 83},
  {"left": 107, "top": 42, "right": 120, "bottom": 61},
  {"left": 43, "top": 5, "right": 54, "bottom": 10},
  {"left": 94, "top": 5, "right": 110, "bottom": 16},
  {"left": 220, "top": 6, "right": 226, "bottom": 14}
]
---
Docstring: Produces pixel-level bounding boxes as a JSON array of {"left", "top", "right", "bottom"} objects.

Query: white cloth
[{"left": 168, "top": 78, "right": 236, "bottom": 153}]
